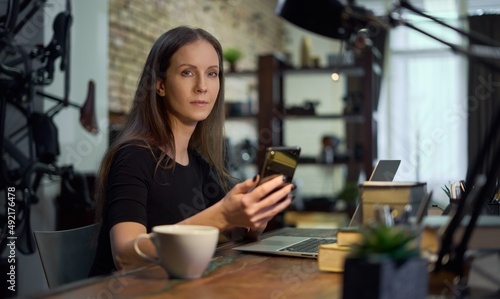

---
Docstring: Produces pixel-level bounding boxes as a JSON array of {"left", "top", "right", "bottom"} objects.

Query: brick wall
[{"left": 108, "top": 0, "right": 285, "bottom": 113}]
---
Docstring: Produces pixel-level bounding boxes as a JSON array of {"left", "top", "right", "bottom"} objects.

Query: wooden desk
[
  {"left": 36, "top": 227, "right": 474, "bottom": 299},
  {"left": 39, "top": 228, "right": 342, "bottom": 299}
]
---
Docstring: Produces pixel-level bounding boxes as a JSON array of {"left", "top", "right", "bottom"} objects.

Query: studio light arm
[
  {"left": 391, "top": 0, "right": 500, "bottom": 280},
  {"left": 390, "top": 1, "right": 500, "bottom": 72},
  {"left": 398, "top": 0, "right": 500, "bottom": 46}
]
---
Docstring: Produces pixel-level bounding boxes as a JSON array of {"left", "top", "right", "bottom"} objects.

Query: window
[{"left": 378, "top": 15, "right": 468, "bottom": 207}]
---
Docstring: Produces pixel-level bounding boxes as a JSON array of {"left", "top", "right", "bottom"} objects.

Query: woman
[{"left": 89, "top": 26, "right": 294, "bottom": 276}]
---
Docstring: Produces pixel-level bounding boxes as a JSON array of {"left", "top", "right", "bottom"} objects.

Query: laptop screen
[
  {"left": 368, "top": 160, "right": 401, "bottom": 181},
  {"left": 348, "top": 159, "right": 401, "bottom": 227}
]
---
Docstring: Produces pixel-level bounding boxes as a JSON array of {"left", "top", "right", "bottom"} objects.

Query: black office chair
[{"left": 33, "top": 223, "right": 100, "bottom": 288}]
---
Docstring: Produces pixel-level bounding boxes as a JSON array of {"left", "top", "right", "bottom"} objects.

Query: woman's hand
[
  {"left": 220, "top": 175, "right": 294, "bottom": 230},
  {"left": 178, "top": 174, "right": 294, "bottom": 240}
]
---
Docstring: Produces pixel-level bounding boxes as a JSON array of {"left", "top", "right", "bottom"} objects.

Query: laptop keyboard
[{"left": 278, "top": 238, "right": 337, "bottom": 253}]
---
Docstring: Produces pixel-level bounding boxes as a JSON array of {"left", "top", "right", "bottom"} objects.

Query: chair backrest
[{"left": 34, "top": 223, "right": 100, "bottom": 288}]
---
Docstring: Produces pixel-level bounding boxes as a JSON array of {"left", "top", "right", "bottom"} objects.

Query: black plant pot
[{"left": 342, "top": 257, "right": 428, "bottom": 299}]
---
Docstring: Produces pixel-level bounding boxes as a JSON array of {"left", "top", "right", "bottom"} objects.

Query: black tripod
[{"left": 0, "top": 0, "right": 98, "bottom": 254}]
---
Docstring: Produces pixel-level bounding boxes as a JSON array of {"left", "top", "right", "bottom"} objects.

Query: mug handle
[{"left": 133, "top": 233, "right": 159, "bottom": 263}]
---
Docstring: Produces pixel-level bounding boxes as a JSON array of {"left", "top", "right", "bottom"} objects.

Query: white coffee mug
[{"left": 133, "top": 224, "right": 219, "bottom": 279}]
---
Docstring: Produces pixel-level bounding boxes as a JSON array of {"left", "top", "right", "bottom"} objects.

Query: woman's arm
[
  {"left": 110, "top": 175, "right": 293, "bottom": 271},
  {"left": 110, "top": 222, "right": 155, "bottom": 271}
]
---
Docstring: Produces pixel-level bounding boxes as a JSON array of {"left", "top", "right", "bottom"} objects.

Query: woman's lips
[{"left": 191, "top": 101, "right": 209, "bottom": 107}]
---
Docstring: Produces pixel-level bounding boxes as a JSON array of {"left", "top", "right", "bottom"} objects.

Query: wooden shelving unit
[{"left": 256, "top": 47, "right": 382, "bottom": 184}]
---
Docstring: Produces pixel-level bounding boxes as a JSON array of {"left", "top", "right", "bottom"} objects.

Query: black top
[{"left": 89, "top": 144, "right": 225, "bottom": 276}]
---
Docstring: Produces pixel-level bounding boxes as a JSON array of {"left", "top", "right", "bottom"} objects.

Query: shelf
[
  {"left": 284, "top": 113, "right": 365, "bottom": 122},
  {"left": 282, "top": 66, "right": 365, "bottom": 77},
  {"left": 299, "top": 155, "right": 350, "bottom": 165}
]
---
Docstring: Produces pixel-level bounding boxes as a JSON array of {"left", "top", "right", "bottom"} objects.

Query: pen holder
[{"left": 342, "top": 257, "right": 428, "bottom": 299}]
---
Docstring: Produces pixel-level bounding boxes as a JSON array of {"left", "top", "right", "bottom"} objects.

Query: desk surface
[
  {"left": 39, "top": 228, "right": 343, "bottom": 299},
  {"left": 37, "top": 227, "right": 462, "bottom": 299}
]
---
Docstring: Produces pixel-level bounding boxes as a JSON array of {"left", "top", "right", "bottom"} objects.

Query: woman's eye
[
  {"left": 208, "top": 71, "right": 219, "bottom": 77},
  {"left": 181, "top": 70, "right": 193, "bottom": 76}
]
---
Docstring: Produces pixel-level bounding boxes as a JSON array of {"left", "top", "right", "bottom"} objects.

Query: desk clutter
[
  {"left": 312, "top": 177, "right": 500, "bottom": 298},
  {"left": 314, "top": 215, "right": 500, "bottom": 298}
]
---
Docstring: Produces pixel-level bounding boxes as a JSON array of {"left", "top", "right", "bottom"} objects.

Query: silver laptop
[{"left": 232, "top": 159, "right": 401, "bottom": 258}]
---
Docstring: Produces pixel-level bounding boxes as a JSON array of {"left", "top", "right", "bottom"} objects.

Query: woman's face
[{"left": 157, "top": 40, "right": 220, "bottom": 127}]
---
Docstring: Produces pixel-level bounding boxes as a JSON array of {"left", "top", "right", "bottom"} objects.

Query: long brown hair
[{"left": 95, "top": 26, "right": 229, "bottom": 221}]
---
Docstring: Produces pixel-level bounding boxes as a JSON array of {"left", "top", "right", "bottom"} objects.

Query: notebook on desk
[{"left": 232, "top": 160, "right": 402, "bottom": 258}]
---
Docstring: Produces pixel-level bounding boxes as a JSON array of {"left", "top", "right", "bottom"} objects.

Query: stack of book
[{"left": 318, "top": 227, "right": 363, "bottom": 272}]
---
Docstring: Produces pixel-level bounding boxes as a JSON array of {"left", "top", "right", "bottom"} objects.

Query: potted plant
[
  {"left": 342, "top": 224, "right": 428, "bottom": 299},
  {"left": 223, "top": 47, "right": 242, "bottom": 72},
  {"left": 336, "top": 181, "right": 359, "bottom": 218}
]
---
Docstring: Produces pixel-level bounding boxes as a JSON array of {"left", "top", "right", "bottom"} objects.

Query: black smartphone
[{"left": 258, "top": 146, "right": 301, "bottom": 185}]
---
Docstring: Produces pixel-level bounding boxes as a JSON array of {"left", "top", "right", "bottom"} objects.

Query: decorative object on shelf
[
  {"left": 343, "top": 92, "right": 363, "bottom": 114},
  {"left": 225, "top": 138, "right": 257, "bottom": 177},
  {"left": 342, "top": 223, "right": 428, "bottom": 299},
  {"left": 223, "top": 47, "right": 242, "bottom": 73},
  {"left": 247, "top": 83, "right": 258, "bottom": 115},
  {"left": 318, "top": 135, "right": 340, "bottom": 164},
  {"left": 235, "top": 139, "right": 257, "bottom": 165},
  {"left": 225, "top": 101, "right": 250, "bottom": 117},
  {"left": 285, "top": 100, "right": 319, "bottom": 115},
  {"left": 311, "top": 56, "right": 321, "bottom": 68},
  {"left": 300, "top": 36, "right": 312, "bottom": 68}
]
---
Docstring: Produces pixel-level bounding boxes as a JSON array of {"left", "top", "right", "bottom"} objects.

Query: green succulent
[
  {"left": 349, "top": 224, "right": 420, "bottom": 262},
  {"left": 223, "top": 47, "right": 242, "bottom": 64}
]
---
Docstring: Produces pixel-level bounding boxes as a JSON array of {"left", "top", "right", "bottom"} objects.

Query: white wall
[
  {"left": 17, "top": 0, "right": 108, "bottom": 296},
  {"left": 47, "top": 0, "right": 109, "bottom": 173}
]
